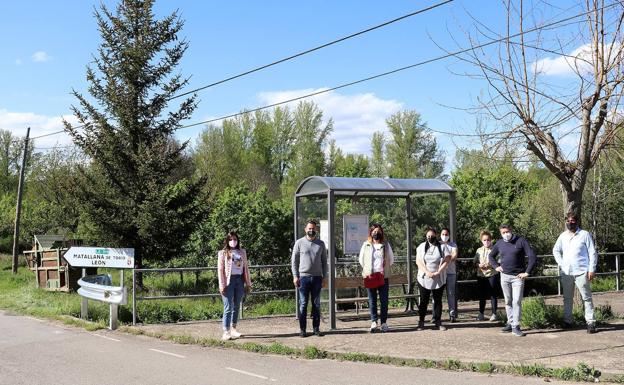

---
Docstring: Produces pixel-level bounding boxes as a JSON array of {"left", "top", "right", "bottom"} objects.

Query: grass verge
[{"left": 117, "top": 325, "right": 616, "bottom": 383}]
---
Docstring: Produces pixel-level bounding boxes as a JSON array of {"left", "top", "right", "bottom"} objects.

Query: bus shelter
[{"left": 294, "top": 176, "right": 456, "bottom": 329}]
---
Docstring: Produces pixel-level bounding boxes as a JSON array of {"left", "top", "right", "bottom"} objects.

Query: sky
[{"left": 0, "top": 0, "right": 588, "bottom": 170}]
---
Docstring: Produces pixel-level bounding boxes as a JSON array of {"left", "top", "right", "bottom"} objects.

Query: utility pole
[{"left": 12, "top": 127, "right": 30, "bottom": 274}]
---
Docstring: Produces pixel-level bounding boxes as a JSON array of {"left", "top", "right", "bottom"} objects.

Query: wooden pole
[{"left": 12, "top": 127, "right": 30, "bottom": 274}]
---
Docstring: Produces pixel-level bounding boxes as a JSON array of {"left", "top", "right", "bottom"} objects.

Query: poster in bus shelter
[{"left": 343, "top": 215, "right": 369, "bottom": 255}]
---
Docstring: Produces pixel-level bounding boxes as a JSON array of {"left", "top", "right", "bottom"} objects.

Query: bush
[{"left": 521, "top": 296, "right": 561, "bottom": 329}]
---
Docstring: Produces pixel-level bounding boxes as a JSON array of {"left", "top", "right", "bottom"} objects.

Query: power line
[
  {"left": 169, "top": 0, "right": 455, "bottom": 101},
  {"left": 181, "top": 2, "right": 620, "bottom": 130}
]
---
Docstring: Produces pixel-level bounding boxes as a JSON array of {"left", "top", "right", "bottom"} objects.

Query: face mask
[
  {"left": 566, "top": 222, "right": 578, "bottom": 232},
  {"left": 426, "top": 236, "right": 436, "bottom": 244},
  {"left": 502, "top": 233, "right": 512, "bottom": 242},
  {"left": 228, "top": 240, "right": 237, "bottom": 248},
  {"left": 440, "top": 235, "right": 449, "bottom": 243},
  {"left": 307, "top": 230, "right": 316, "bottom": 238},
  {"left": 372, "top": 233, "right": 382, "bottom": 241}
]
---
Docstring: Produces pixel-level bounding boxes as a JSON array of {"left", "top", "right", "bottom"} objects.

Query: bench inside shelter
[{"left": 334, "top": 274, "right": 418, "bottom": 314}]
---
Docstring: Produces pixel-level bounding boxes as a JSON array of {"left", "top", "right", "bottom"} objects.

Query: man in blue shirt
[
  {"left": 552, "top": 212, "right": 598, "bottom": 334},
  {"left": 488, "top": 224, "right": 536, "bottom": 337}
]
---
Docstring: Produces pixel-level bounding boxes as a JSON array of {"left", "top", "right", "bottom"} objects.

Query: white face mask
[
  {"left": 228, "top": 240, "right": 238, "bottom": 248},
  {"left": 440, "top": 235, "right": 450, "bottom": 243},
  {"left": 502, "top": 233, "right": 512, "bottom": 242}
]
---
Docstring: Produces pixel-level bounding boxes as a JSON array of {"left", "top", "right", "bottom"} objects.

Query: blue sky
[{"left": 0, "top": 1, "right": 586, "bottom": 168}]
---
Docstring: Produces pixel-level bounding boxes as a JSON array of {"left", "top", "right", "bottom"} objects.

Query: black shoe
[
  {"left": 435, "top": 324, "right": 447, "bottom": 331},
  {"left": 299, "top": 330, "right": 307, "bottom": 338},
  {"left": 450, "top": 316, "right": 457, "bottom": 323},
  {"left": 587, "top": 323, "right": 597, "bottom": 334},
  {"left": 313, "top": 328, "right": 323, "bottom": 337},
  {"left": 562, "top": 322, "right": 574, "bottom": 329},
  {"left": 416, "top": 321, "right": 425, "bottom": 331},
  {"left": 501, "top": 324, "right": 512, "bottom": 333}
]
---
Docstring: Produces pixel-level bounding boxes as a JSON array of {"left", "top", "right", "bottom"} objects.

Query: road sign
[{"left": 63, "top": 247, "right": 134, "bottom": 268}]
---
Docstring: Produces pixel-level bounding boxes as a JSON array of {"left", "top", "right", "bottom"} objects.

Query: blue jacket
[{"left": 488, "top": 235, "right": 536, "bottom": 275}]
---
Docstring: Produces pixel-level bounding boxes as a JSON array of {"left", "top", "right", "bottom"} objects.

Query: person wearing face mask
[
  {"left": 291, "top": 220, "right": 328, "bottom": 337},
  {"left": 358, "top": 223, "right": 395, "bottom": 333},
  {"left": 553, "top": 212, "right": 598, "bottom": 334},
  {"left": 440, "top": 227, "right": 458, "bottom": 322},
  {"left": 415, "top": 228, "right": 451, "bottom": 331},
  {"left": 488, "top": 224, "right": 536, "bottom": 337},
  {"left": 218, "top": 231, "right": 252, "bottom": 341},
  {"left": 474, "top": 230, "right": 499, "bottom": 321}
]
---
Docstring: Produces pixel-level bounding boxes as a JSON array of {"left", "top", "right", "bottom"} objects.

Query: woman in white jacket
[{"left": 358, "top": 223, "right": 394, "bottom": 333}]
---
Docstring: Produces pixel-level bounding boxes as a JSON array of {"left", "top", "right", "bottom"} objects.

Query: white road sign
[{"left": 63, "top": 247, "right": 135, "bottom": 268}]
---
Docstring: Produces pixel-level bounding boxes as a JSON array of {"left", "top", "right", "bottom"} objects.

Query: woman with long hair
[
  {"left": 358, "top": 223, "right": 394, "bottom": 333},
  {"left": 217, "top": 231, "right": 252, "bottom": 341}
]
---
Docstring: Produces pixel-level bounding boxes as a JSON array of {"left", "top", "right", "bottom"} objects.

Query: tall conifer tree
[{"left": 64, "top": 0, "right": 203, "bottom": 275}]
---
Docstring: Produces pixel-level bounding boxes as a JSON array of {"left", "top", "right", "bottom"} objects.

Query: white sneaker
[
  {"left": 230, "top": 328, "right": 241, "bottom": 339},
  {"left": 221, "top": 331, "right": 231, "bottom": 341},
  {"left": 489, "top": 314, "right": 498, "bottom": 321},
  {"left": 370, "top": 321, "right": 378, "bottom": 333},
  {"left": 380, "top": 323, "right": 389, "bottom": 333},
  {"left": 476, "top": 313, "right": 485, "bottom": 321}
]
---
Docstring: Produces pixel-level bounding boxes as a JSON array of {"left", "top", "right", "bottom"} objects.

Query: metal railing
[
  {"left": 131, "top": 264, "right": 293, "bottom": 325},
  {"left": 454, "top": 252, "right": 622, "bottom": 295},
  {"left": 131, "top": 252, "right": 622, "bottom": 324}
]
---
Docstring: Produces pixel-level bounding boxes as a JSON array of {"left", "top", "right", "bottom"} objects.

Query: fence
[
  {"left": 131, "top": 252, "right": 622, "bottom": 325},
  {"left": 131, "top": 264, "right": 293, "bottom": 325}
]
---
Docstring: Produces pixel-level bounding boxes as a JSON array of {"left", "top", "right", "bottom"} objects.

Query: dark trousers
[
  {"left": 477, "top": 275, "right": 499, "bottom": 314},
  {"left": 298, "top": 275, "right": 322, "bottom": 331},
  {"left": 367, "top": 278, "right": 389, "bottom": 324},
  {"left": 418, "top": 283, "right": 445, "bottom": 324}
]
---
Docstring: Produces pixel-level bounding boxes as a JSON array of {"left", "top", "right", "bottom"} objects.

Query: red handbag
[{"left": 364, "top": 271, "right": 385, "bottom": 289}]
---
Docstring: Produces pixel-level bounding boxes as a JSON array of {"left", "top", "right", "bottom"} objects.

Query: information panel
[{"left": 342, "top": 215, "right": 369, "bottom": 255}]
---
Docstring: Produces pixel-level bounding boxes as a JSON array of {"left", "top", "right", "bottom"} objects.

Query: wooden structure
[{"left": 23, "top": 235, "right": 93, "bottom": 291}]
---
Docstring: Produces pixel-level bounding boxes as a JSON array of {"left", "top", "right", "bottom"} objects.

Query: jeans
[
  {"left": 500, "top": 273, "right": 524, "bottom": 327},
  {"left": 446, "top": 274, "right": 457, "bottom": 317},
  {"left": 477, "top": 275, "right": 499, "bottom": 315},
  {"left": 298, "top": 275, "right": 322, "bottom": 331},
  {"left": 222, "top": 275, "right": 245, "bottom": 330},
  {"left": 561, "top": 271, "right": 595, "bottom": 324},
  {"left": 367, "top": 278, "right": 389, "bottom": 324},
  {"left": 418, "top": 283, "right": 445, "bottom": 324}
]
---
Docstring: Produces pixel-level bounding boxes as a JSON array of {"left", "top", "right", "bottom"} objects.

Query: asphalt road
[{"left": 0, "top": 311, "right": 586, "bottom": 385}]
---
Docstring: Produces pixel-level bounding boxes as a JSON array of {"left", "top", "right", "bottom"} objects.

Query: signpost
[
  {"left": 64, "top": 247, "right": 134, "bottom": 330},
  {"left": 63, "top": 247, "right": 134, "bottom": 268}
]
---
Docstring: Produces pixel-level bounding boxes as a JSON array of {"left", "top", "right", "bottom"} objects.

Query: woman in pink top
[{"left": 218, "top": 231, "right": 252, "bottom": 341}]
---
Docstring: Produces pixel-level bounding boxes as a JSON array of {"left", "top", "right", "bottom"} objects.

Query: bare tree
[{"left": 457, "top": 0, "right": 624, "bottom": 218}]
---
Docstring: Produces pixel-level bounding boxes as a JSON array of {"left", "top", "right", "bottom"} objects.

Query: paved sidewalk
[{"left": 138, "top": 291, "right": 624, "bottom": 376}]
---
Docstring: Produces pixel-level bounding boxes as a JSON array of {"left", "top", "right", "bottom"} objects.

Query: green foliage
[
  {"left": 521, "top": 296, "right": 561, "bottom": 329},
  {"left": 385, "top": 110, "right": 444, "bottom": 179},
  {"left": 521, "top": 295, "right": 615, "bottom": 329},
  {"left": 449, "top": 154, "right": 540, "bottom": 255},
  {"left": 186, "top": 185, "right": 292, "bottom": 290},
  {"left": 246, "top": 298, "right": 295, "bottom": 317},
  {"left": 591, "top": 276, "right": 616, "bottom": 292},
  {"left": 303, "top": 345, "right": 327, "bottom": 359},
  {"left": 64, "top": 0, "right": 205, "bottom": 268}
]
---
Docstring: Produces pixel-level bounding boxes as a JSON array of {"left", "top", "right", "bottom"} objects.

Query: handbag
[{"left": 364, "top": 271, "right": 385, "bottom": 289}]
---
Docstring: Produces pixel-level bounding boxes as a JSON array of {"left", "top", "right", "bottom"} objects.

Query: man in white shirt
[{"left": 552, "top": 212, "right": 598, "bottom": 334}]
